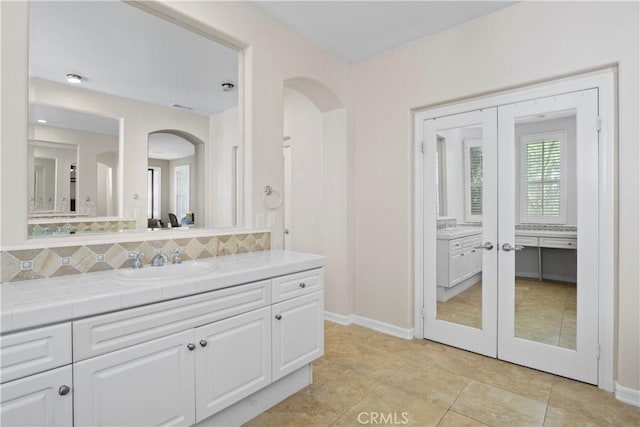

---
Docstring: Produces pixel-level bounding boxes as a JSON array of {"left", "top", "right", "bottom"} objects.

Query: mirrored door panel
[
  {"left": 497, "top": 90, "right": 599, "bottom": 384},
  {"left": 435, "top": 126, "right": 484, "bottom": 329},
  {"left": 512, "top": 112, "right": 577, "bottom": 349},
  {"left": 423, "top": 108, "right": 498, "bottom": 358}
]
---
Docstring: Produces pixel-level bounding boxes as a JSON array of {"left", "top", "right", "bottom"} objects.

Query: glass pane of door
[
  {"left": 423, "top": 108, "right": 497, "bottom": 358},
  {"left": 513, "top": 113, "right": 577, "bottom": 349},
  {"left": 435, "top": 127, "right": 484, "bottom": 329},
  {"left": 497, "top": 89, "right": 599, "bottom": 384}
]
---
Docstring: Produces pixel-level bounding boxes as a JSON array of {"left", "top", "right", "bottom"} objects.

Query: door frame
[{"left": 413, "top": 68, "right": 615, "bottom": 391}]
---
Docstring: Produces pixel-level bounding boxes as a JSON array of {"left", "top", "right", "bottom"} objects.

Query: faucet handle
[
  {"left": 171, "top": 247, "right": 183, "bottom": 264},
  {"left": 128, "top": 251, "right": 144, "bottom": 269}
]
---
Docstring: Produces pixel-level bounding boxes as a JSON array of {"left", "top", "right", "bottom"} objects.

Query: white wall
[
  {"left": 283, "top": 88, "right": 323, "bottom": 253},
  {"left": 283, "top": 88, "right": 350, "bottom": 316},
  {"left": 351, "top": 1, "right": 638, "bottom": 390},
  {"left": 209, "top": 107, "right": 240, "bottom": 226}
]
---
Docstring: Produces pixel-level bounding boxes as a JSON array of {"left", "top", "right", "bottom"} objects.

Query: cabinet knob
[
  {"left": 299, "top": 282, "right": 306, "bottom": 288},
  {"left": 199, "top": 340, "right": 208, "bottom": 347},
  {"left": 58, "top": 385, "right": 70, "bottom": 396},
  {"left": 275, "top": 314, "right": 282, "bottom": 320},
  {"left": 187, "top": 343, "right": 196, "bottom": 351}
]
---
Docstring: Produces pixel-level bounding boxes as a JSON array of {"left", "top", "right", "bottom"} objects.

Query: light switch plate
[{"left": 267, "top": 212, "right": 275, "bottom": 228}]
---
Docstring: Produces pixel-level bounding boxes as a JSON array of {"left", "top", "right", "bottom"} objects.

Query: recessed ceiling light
[
  {"left": 36, "top": 119, "right": 47, "bottom": 124},
  {"left": 65, "top": 73, "right": 83, "bottom": 84}
]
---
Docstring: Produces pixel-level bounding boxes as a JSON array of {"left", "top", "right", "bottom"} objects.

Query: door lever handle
[
  {"left": 502, "top": 243, "right": 524, "bottom": 252},
  {"left": 473, "top": 242, "right": 494, "bottom": 250}
]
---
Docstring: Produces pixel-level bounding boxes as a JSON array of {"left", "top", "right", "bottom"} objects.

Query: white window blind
[
  {"left": 520, "top": 131, "right": 566, "bottom": 223},
  {"left": 464, "top": 138, "right": 483, "bottom": 222}
]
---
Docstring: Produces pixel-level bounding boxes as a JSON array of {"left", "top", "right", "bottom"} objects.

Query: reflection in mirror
[
  {"left": 28, "top": 0, "right": 241, "bottom": 234},
  {"left": 436, "top": 125, "right": 484, "bottom": 329},
  {"left": 147, "top": 132, "right": 201, "bottom": 229},
  {"left": 513, "top": 111, "right": 577, "bottom": 349},
  {"left": 28, "top": 105, "right": 119, "bottom": 218}
]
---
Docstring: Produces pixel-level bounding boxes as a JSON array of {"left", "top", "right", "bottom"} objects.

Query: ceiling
[
  {"left": 252, "top": 1, "right": 516, "bottom": 62},
  {"left": 29, "top": 104, "right": 119, "bottom": 136},
  {"left": 148, "top": 133, "right": 195, "bottom": 161},
  {"left": 29, "top": 1, "right": 239, "bottom": 116}
]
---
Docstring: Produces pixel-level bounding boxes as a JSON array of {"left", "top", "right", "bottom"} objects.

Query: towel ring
[{"left": 263, "top": 185, "right": 282, "bottom": 209}]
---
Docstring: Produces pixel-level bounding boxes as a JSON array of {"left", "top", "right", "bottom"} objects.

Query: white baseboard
[
  {"left": 615, "top": 382, "right": 640, "bottom": 407},
  {"left": 325, "top": 311, "right": 414, "bottom": 339},
  {"left": 324, "top": 311, "right": 353, "bottom": 326}
]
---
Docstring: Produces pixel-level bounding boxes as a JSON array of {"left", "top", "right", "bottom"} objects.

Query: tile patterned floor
[
  {"left": 437, "top": 279, "right": 577, "bottom": 349},
  {"left": 244, "top": 322, "right": 640, "bottom": 427}
]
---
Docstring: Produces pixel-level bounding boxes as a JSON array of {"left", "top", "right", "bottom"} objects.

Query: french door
[
  {"left": 422, "top": 108, "right": 498, "bottom": 358},
  {"left": 422, "top": 89, "right": 600, "bottom": 383}
]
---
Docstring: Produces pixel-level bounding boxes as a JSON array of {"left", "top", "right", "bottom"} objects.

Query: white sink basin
[{"left": 116, "top": 261, "right": 217, "bottom": 282}]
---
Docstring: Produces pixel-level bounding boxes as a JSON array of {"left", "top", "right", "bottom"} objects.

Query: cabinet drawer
[
  {"left": 462, "top": 234, "right": 482, "bottom": 248},
  {"left": 515, "top": 236, "right": 539, "bottom": 247},
  {"left": 1, "top": 323, "right": 71, "bottom": 384},
  {"left": 540, "top": 237, "right": 577, "bottom": 249},
  {"left": 449, "top": 239, "right": 463, "bottom": 251},
  {"left": 272, "top": 269, "right": 324, "bottom": 303},
  {"left": 73, "top": 280, "right": 270, "bottom": 361}
]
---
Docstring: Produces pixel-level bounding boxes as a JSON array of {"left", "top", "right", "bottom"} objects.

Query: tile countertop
[
  {"left": 0, "top": 250, "right": 326, "bottom": 334},
  {"left": 436, "top": 227, "right": 482, "bottom": 240}
]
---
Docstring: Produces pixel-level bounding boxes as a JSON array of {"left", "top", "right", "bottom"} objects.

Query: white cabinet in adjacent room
[
  {"left": 272, "top": 291, "right": 324, "bottom": 381},
  {"left": 195, "top": 307, "right": 271, "bottom": 422},
  {"left": 0, "top": 365, "right": 73, "bottom": 427},
  {"left": 73, "top": 330, "right": 196, "bottom": 427}
]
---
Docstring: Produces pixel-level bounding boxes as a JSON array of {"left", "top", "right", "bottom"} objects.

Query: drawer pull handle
[
  {"left": 199, "top": 340, "right": 208, "bottom": 347},
  {"left": 275, "top": 314, "right": 282, "bottom": 320},
  {"left": 58, "top": 385, "right": 70, "bottom": 396},
  {"left": 187, "top": 343, "right": 196, "bottom": 351},
  {"left": 568, "top": 242, "right": 573, "bottom": 245},
  {"left": 299, "top": 283, "right": 306, "bottom": 288}
]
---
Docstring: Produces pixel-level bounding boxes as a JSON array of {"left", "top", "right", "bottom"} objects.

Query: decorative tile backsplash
[
  {"left": 28, "top": 220, "right": 137, "bottom": 236},
  {"left": 1, "top": 232, "right": 270, "bottom": 283}
]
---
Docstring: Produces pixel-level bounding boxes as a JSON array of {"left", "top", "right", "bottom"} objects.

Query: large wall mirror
[{"left": 27, "top": 0, "right": 243, "bottom": 236}]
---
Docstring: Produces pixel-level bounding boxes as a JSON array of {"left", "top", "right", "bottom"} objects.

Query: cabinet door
[
  {"left": 449, "top": 252, "right": 467, "bottom": 286},
  {"left": 74, "top": 330, "right": 195, "bottom": 427},
  {"left": 272, "top": 291, "right": 324, "bottom": 381},
  {"left": 0, "top": 365, "right": 72, "bottom": 427},
  {"left": 195, "top": 307, "right": 271, "bottom": 422}
]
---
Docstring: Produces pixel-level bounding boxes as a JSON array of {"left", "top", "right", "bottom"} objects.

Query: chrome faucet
[
  {"left": 170, "top": 248, "right": 183, "bottom": 264},
  {"left": 129, "top": 251, "right": 144, "bottom": 269},
  {"left": 150, "top": 250, "right": 169, "bottom": 267}
]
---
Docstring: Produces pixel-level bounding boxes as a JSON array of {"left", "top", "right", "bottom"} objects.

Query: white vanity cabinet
[
  {"left": 1, "top": 255, "right": 325, "bottom": 427},
  {"left": 0, "top": 323, "right": 73, "bottom": 427},
  {"left": 437, "top": 234, "right": 482, "bottom": 288}
]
